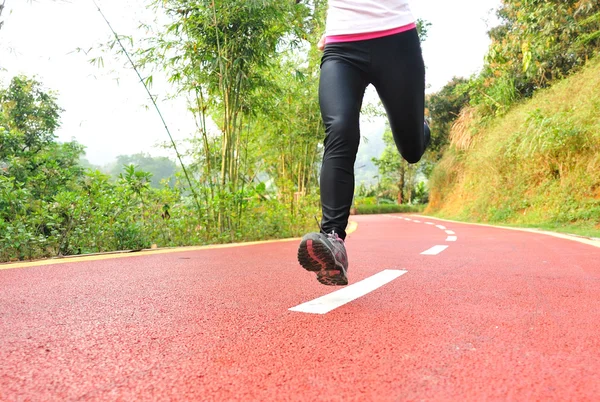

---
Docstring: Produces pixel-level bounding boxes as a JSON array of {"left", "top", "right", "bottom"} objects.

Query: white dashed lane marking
[
  {"left": 289, "top": 270, "right": 408, "bottom": 314},
  {"left": 421, "top": 245, "right": 449, "bottom": 255},
  {"left": 389, "top": 215, "right": 458, "bottom": 255}
]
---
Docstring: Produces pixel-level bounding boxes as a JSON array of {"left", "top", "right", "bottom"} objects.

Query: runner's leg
[
  {"left": 319, "top": 47, "right": 369, "bottom": 239},
  {"left": 370, "top": 29, "right": 427, "bottom": 164}
]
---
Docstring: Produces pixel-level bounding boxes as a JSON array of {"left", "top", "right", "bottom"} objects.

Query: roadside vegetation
[
  {"left": 1, "top": 1, "right": 324, "bottom": 262},
  {"left": 426, "top": 0, "right": 600, "bottom": 238},
  {"left": 427, "top": 56, "right": 600, "bottom": 238},
  {"left": 0, "top": 76, "right": 320, "bottom": 262}
]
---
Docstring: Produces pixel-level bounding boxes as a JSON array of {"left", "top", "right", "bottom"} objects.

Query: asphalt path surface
[{"left": 1, "top": 214, "right": 599, "bottom": 401}]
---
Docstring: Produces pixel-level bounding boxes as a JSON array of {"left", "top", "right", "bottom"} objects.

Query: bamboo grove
[{"left": 139, "top": 0, "right": 327, "bottom": 238}]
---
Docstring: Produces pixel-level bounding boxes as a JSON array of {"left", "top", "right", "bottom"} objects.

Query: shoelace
[
  {"left": 327, "top": 231, "right": 344, "bottom": 244},
  {"left": 314, "top": 216, "right": 345, "bottom": 244},
  {"left": 314, "top": 216, "right": 323, "bottom": 232}
]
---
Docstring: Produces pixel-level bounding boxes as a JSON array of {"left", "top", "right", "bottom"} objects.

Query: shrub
[{"left": 354, "top": 204, "right": 425, "bottom": 215}]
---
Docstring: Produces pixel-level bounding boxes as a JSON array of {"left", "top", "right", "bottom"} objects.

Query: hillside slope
[{"left": 426, "top": 57, "right": 600, "bottom": 237}]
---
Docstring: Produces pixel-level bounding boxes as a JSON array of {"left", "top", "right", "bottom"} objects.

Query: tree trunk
[{"left": 397, "top": 163, "right": 406, "bottom": 204}]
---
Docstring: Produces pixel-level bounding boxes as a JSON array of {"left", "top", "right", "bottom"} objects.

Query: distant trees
[
  {"left": 110, "top": 153, "right": 178, "bottom": 188},
  {"left": 371, "top": 130, "right": 419, "bottom": 205}
]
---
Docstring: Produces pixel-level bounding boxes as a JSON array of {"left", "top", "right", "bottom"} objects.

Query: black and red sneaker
[{"left": 297, "top": 231, "right": 348, "bottom": 286}]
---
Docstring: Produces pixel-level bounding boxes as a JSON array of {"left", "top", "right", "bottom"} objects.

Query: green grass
[
  {"left": 427, "top": 55, "right": 600, "bottom": 239},
  {"left": 512, "top": 222, "right": 600, "bottom": 239},
  {"left": 424, "top": 212, "right": 600, "bottom": 240}
]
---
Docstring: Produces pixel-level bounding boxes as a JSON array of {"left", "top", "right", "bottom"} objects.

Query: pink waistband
[{"left": 325, "top": 23, "right": 417, "bottom": 45}]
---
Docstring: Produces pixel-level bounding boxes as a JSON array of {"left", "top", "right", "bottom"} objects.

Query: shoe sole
[{"left": 297, "top": 235, "right": 348, "bottom": 286}]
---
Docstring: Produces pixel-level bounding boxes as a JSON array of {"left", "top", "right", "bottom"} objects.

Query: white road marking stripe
[
  {"left": 436, "top": 225, "right": 447, "bottom": 230},
  {"left": 425, "top": 222, "right": 435, "bottom": 225},
  {"left": 413, "top": 220, "right": 421, "bottom": 223},
  {"left": 445, "top": 230, "right": 455, "bottom": 235},
  {"left": 289, "top": 270, "right": 407, "bottom": 315},
  {"left": 446, "top": 236, "right": 458, "bottom": 242},
  {"left": 421, "top": 245, "right": 449, "bottom": 255}
]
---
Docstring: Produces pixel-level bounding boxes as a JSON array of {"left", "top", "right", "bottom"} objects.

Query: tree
[
  {"left": 0, "top": 76, "right": 83, "bottom": 199},
  {"left": 0, "top": 76, "right": 61, "bottom": 159},
  {"left": 251, "top": 53, "right": 324, "bottom": 206},
  {"left": 0, "top": 76, "right": 86, "bottom": 259},
  {"left": 426, "top": 77, "right": 470, "bottom": 156},
  {"left": 372, "top": 130, "right": 421, "bottom": 205},
  {"left": 144, "top": 0, "right": 309, "bottom": 185},
  {"left": 139, "top": 0, "right": 312, "bottom": 234},
  {"left": 110, "top": 153, "right": 178, "bottom": 188}
]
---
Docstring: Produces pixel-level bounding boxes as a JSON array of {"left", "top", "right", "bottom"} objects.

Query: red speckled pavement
[{"left": 1, "top": 214, "right": 600, "bottom": 401}]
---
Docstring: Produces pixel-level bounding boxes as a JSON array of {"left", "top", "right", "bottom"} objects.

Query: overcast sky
[{"left": 0, "top": 0, "right": 501, "bottom": 165}]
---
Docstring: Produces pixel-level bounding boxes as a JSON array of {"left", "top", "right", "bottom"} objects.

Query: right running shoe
[{"left": 297, "top": 231, "right": 348, "bottom": 286}]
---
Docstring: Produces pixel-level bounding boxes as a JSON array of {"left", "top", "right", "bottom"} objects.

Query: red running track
[{"left": 1, "top": 214, "right": 599, "bottom": 401}]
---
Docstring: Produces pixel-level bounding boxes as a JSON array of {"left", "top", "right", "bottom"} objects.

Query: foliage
[
  {"left": 0, "top": 76, "right": 85, "bottom": 205},
  {"left": 131, "top": 0, "right": 322, "bottom": 239},
  {"left": 251, "top": 52, "right": 324, "bottom": 203},
  {"left": 371, "top": 129, "right": 428, "bottom": 205},
  {"left": 464, "top": 0, "right": 600, "bottom": 118},
  {"left": 0, "top": 75, "right": 320, "bottom": 262},
  {"left": 109, "top": 153, "right": 178, "bottom": 188},
  {"left": 1, "top": 76, "right": 62, "bottom": 159},
  {"left": 427, "top": 55, "right": 600, "bottom": 237},
  {"left": 354, "top": 204, "right": 425, "bottom": 215},
  {"left": 426, "top": 77, "right": 470, "bottom": 156},
  {"left": 425, "top": 1, "right": 600, "bottom": 239}
]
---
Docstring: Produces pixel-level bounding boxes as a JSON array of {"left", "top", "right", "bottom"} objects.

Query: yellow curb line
[
  {"left": 346, "top": 220, "right": 358, "bottom": 236},
  {"left": 1, "top": 220, "right": 360, "bottom": 271},
  {"left": 410, "top": 214, "right": 600, "bottom": 249}
]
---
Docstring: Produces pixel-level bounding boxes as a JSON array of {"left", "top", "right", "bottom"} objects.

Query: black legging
[{"left": 319, "top": 28, "right": 426, "bottom": 239}]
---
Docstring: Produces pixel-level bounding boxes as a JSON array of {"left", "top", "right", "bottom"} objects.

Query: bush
[{"left": 354, "top": 204, "right": 425, "bottom": 215}]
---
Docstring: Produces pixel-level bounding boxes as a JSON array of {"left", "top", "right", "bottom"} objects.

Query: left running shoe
[{"left": 297, "top": 231, "right": 348, "bottom": 286}]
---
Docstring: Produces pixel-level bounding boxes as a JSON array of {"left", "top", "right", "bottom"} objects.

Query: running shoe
[{"left": 297, "top": 231, "right": 348, "bottom": 286}]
